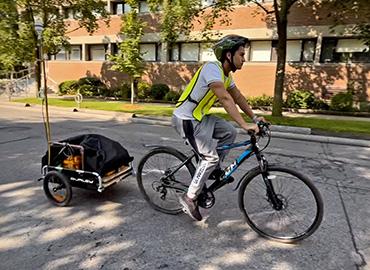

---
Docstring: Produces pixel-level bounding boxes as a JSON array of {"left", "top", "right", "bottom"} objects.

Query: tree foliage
[
  {"left": 0, "top": 0, "right": 109, "bottom": 97},
  {"left": 0, "top": 1, "right": 33, "bottom": 71},
  {"left": 1, "top": 0, "right": 109, "bottom": 64},
  {"left": 147, "top": 0, "right": 236, "bottom": 44},
  {"left": 145, "top": 0, "right": 298, "bottom": 116},
  {"left": 110, "top": 5, "right": 145, "bottom": 79},
  {"left": 109, "top": 0, "right": 146, "bottom": 103},
  {"left": 327, "top": 0, "right": 370, "bottom": 47}
]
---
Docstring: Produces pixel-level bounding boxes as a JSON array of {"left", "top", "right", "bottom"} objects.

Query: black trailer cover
[{"left": 42, "top": 134, "right": 133, "bottom": 175}]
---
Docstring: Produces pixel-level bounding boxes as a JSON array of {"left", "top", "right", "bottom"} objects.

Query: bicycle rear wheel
[
  {"left": 137, "top": 146, "right": 195, "bottom": 214},
  {"left": 238, "top": 165, "right": 323, "bottom": 243}
]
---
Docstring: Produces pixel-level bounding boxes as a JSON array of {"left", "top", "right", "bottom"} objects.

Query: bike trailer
[{"left": 40, "top": 134, "right": 134, "bottom": 206}]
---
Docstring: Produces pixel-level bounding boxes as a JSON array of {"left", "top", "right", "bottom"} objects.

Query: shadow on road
[{"left": 0, "top": 118, "right": 369, "bottom": 269}]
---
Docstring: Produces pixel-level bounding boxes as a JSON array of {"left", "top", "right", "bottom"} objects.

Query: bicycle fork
[{"left": 257, "top": 154, "right": 283, "bottom": 211}]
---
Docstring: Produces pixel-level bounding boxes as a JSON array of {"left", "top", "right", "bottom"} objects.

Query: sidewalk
[{"left": 2, "top": 100, "right": 370, "bottom": 147}]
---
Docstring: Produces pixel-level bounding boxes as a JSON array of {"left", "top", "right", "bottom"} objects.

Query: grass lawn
[{"left": 14, "top": 98, "right": 370, "bottom": 136}]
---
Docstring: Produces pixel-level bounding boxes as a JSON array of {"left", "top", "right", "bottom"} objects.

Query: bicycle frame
[
  {"left": 210, "top": 135, "right": 282, "bottom": 209},
  {"left": 216, "top": 140, "right": 254, "bottom": 180},
  {"left": 163, "top": 136, "right": 262, "bottom": 192},
  {"left": 159, "top": 127, "right": 282, "bottom": 209}
]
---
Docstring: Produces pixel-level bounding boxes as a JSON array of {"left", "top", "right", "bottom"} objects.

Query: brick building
[{"left": 46, "top": 0, "right": 370, "bottom": 101}]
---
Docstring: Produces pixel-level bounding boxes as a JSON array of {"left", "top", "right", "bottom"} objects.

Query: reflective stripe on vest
[{"left": 176, "top": 62, "right": 232, "bottom": 121}]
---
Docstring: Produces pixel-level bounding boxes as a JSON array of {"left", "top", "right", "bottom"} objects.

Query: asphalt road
[{"left": 0, "top": 104, "right": 369, "bottom": 270}]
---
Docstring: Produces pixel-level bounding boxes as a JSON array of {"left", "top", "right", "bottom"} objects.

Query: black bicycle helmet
[{"left": 213, "top": 35, "right": 249, "bottom": 71}]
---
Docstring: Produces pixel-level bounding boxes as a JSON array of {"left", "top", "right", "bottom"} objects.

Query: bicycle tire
[
  {"left": 43, "top": 171, "right": 72, "bottom": 207},
  {"left": 238, "top": 165, "right": 323, "bottom": 243},
  {"left": 137, "top": 146, "right": 195, "bottom": 215}
]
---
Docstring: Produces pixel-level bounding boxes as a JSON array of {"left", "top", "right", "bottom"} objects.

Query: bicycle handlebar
[
  {"left": 257, "top": 121, "right": 271, "bottom": 137},
  {"left": 247, "top": 121, "right": 271, "bottom": 138}
]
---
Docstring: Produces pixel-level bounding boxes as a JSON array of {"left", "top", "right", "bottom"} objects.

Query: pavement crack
[
  {"left": 336, "top": 181, "right": 367, "bottom": 269},
  {"left": 0, "top": 136, "right": 34, "bottom": 144}
]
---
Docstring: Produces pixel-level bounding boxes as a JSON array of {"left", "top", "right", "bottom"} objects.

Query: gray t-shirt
[{"left": 174, "top": 61, "right": 235, "bottom": 120}]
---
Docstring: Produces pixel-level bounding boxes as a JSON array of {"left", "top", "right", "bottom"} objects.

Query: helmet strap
[{"left": 226, "top": 52, "right": 237, "bottom": 72}]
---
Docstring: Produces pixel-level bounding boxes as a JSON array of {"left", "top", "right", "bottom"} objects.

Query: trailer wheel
[{"left": 43, "top": 171, "right": 72, "bottom": 206}]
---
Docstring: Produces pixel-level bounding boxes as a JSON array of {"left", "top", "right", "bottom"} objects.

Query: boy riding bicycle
[{"left": 172, "top": 35, "right": 265, "bottom": 221}]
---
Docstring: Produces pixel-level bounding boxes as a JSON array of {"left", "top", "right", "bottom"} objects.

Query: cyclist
[{"left": 172, "top": 34, "right": 265, "bottom": 221}]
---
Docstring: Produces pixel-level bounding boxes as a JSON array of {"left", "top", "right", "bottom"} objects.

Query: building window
[
  {"left": 169, "top": 44, "right": 180, "bottom": 61},
  {"left": 139, "top": 1, "right": 149, "bottom": 13},
  {"left": 112, "top": 1, "right": 131, "bottom": 15},
  {"left": 201, "top": 0, "right": 214, "bottom": 7},
  {"left": 88, "top": 44, "right": 108, "bottom": 61},
  {"left": 63, "top": 7, "right": 75, "bottom": 19},
  {"left": 181, "top": 43, "right": 200, "bottom": 61},
  {"left": 271, "top": 40, "right": 278, "bottom": 61},
  {"left": 169, "top": 43, "right": 200, "bottom": 62},
  {"left": 112, "top": 2, "right": 124, "bottom": 14},
  {"left": 112, "top": 43, "right": 121, "bottom": 55},
  {"left": 286, "top": 40, "right": 302, "bottom": 62},
  {"left": 49, "top": 45, "right": 82, "bottom": 61},
  {"left": 320, "top": 38, "right": 369, "bottom": 63},
  {"left": 69, "top": 45, "right": 82, "bottom": 60},
  {"left": 249, "top": 39, "right": 316, "bottom": 62},
  {"left": 287, "top": 39, "right": 316, "bottom": 62},
  {"left": 302, "top": 40, "right": 316, "bottom": 62},
  {"left": 140, "top": 43, "right": 159, "bottom": 61},
  {"left": 249, "top": 41, "right": 271, "bottom": 62},
  {"left": 55, "top": 48, "right": 67, "bottom": 60},
  {"left": 200, "top": 43, "right": 217, "bottom": 62},
  {"left": 320, "top": 38, "right": 337, "bottom": 63}
]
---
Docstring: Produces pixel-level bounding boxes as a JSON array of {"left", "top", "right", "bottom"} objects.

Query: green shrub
[
  {"left": 59, "top": 80, "right": 78, "bottom": 95},
  {"left": 97, "top": 86, "right": 109, "bottom": 97},
  {"left": 137, "top": 81, "right": 151, "bottom": 100},
  {"left": 359, "top": 102, "right": 370, "bottom": 112},
  {"left": 78, "top": 77, "right": 104, "bottom": 87},
  {"left": 151, "top": 83, "right": 170, "bottom": 100},
  {"left": 330, "top": 92, "right": 353, "bottom": 111},
  {"left": 248, "top": 95, "right": 273, "bottom": 107},
  {"left": 75, "top": 77, "right": 105, "bottom": 96},
  {"left": 164, "top": 90, "right": 181, "bottom": 102},
  {"left": 78, "top": 85, "right": 95, "bottom": 97},
  {"left": 286, "top": 90, "right": 315, "bottom": 109},
  {"left": 312, "top": 99, "right": 330, "bottom": 110},
  {"left": 116, "top": 83, "right": 131, "bottom": 99}
]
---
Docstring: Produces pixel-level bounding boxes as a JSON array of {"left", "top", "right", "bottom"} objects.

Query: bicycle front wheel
[
  {"left": 238, "top": 165, "right": 323, "bottom": 243},
  {"left": 137, "top": 146, "right": 195, "bottom": 215}
]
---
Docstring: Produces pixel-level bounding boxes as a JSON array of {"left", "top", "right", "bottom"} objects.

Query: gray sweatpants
[{"left": 172, "top": 114, "right": 237, "bottom": 199}]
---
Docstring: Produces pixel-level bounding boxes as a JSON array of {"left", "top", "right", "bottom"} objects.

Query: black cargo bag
[{"left": 42, "top": 134, "right": 133, "bottom": 175}]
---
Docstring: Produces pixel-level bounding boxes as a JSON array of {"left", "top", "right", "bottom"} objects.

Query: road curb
[
  {"left": 3, "top": 101, "right": 370, "bottom": 147},
  {"left": 131, "top": 116, "right": 370, "bottom": 148}
]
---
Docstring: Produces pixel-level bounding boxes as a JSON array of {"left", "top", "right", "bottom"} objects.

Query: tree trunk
[{"left": 272, "top": 1, "right": 288, "bottom": 117}]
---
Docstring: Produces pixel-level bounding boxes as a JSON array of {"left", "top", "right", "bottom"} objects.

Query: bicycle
[{"left": 137, "top": 122, "right": 323, "bottom": 243}]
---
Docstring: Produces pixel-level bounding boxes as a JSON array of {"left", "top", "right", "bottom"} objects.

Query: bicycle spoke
[
  {"left": 240, "top": 167, "right": 323, "bottom": 242},
  {"left": 138, "top": 149, "right": 194, "bottom": 214}
]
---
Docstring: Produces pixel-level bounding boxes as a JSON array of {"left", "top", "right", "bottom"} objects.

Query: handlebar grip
[
  {"left": 247, "top": 130, "right": 255, "bottom": 136},
  {"left": 256, "top": 121, "right": 271, "bottom": 137}
]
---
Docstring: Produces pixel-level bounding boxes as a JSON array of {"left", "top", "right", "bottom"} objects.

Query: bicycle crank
[{"left": 198, "top": 190, "right": 215, "bottom": 209}]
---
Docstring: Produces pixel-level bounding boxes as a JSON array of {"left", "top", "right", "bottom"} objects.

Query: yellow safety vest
[{"left": 176, "top": 62, "right": 232, "bottom": 121}]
